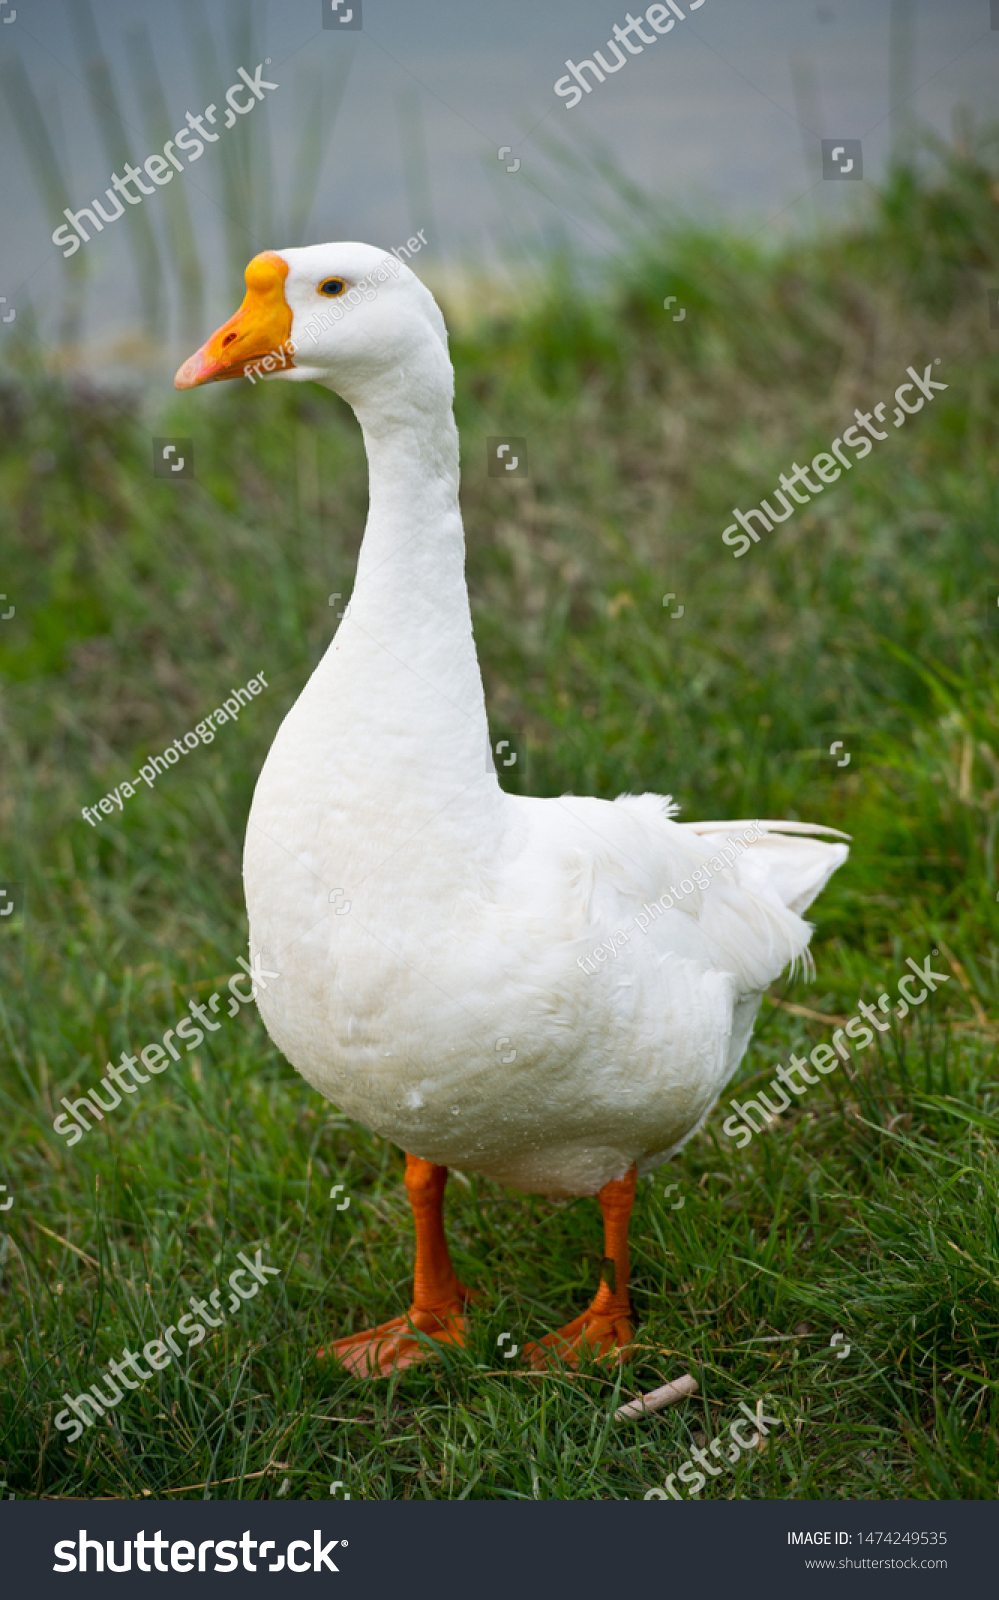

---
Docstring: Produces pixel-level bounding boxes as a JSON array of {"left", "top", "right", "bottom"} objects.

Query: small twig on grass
[{"left": 614, "top": 1373, "right": 698, "bottom": 1422}]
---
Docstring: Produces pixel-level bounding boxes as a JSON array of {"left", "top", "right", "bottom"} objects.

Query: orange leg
[
  {"left": 321, "top": 1153, "right": 474, "bottom": 1377},
  {"left": 525, "top": 1164, "right": 637, "bottom": 1369}
]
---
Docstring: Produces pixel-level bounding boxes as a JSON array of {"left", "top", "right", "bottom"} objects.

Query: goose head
[{"left": 174, "top": 242, "right": 451, "bottom": 412}]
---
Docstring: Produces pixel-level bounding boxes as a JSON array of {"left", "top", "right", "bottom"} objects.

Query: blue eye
[{"left": 319, "top": 278, "right": 346, "bottom": 297}]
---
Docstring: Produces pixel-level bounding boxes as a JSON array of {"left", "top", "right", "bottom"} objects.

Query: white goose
[{"left": 176, "top": 244, "right": 848, "bottom": 1375}]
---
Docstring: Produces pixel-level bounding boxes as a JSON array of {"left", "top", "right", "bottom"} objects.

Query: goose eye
[{"left": 319, "top": 278, "right": 346, "bottom": 297}]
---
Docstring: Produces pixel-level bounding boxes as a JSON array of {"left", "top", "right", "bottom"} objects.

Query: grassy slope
[{"left": 0, "top": 135, "right": 997, "bottom": 1500}]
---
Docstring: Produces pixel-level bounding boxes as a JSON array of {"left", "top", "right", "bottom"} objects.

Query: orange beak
[{"left": 174, "top": 251, "right": 294, "bottom": 389}]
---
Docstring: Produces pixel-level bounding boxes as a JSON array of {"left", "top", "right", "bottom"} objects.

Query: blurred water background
[{"left": 1, "top": 0, "right": 997, "bottom": 382}]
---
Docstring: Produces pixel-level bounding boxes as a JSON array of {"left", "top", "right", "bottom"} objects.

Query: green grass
[{"left": 1, "top": 130, "right": 998, "bottom": 1500}]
